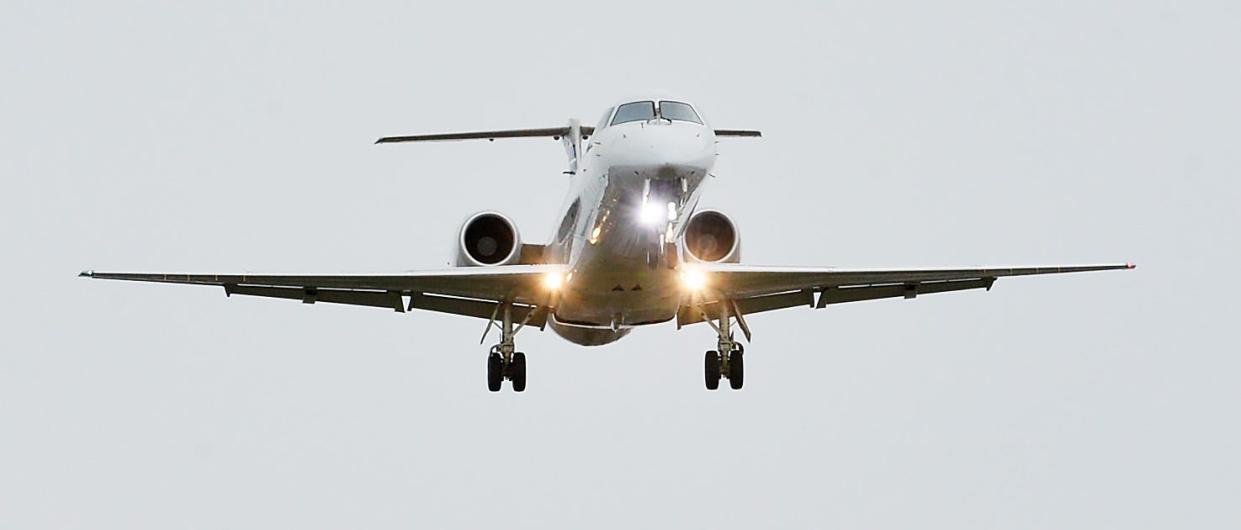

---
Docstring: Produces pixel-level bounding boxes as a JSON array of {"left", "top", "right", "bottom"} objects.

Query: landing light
[
  {"left": 542, "top": 271, "right": 564, "bottom": 291},
  {"left": 640, "top": 201, "right": 665, "bottom": 225},
  {"left": 679, "top": 267, "right": 708, "bottom": 291}
]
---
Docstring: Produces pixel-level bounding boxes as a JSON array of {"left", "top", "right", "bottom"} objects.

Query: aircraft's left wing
[
  {"left": 677, "top": 263, "right": 1135, "bottom": 329},
  {"left": 80, "top": 266, "right": 566, "bottom": 323}
]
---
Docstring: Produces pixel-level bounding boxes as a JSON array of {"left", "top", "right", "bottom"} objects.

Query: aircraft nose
[{"left": 602, "top": 123, "right": 716, "bottom": 175}]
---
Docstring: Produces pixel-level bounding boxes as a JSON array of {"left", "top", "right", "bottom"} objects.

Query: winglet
[{"left": 79, "top": 270, "right": 94, "bottom": 278}]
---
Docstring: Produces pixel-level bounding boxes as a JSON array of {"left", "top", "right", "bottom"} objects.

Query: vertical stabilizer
[{"left": 562, "top": 119, "right": 582, "bottom": 174}]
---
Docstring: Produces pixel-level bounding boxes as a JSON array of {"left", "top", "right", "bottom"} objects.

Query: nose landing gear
[{"left": 646, "top": 240, "right": 679, "bottom": 270}]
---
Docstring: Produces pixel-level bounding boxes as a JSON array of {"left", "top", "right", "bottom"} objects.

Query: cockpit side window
[
  {"left": 595, "top": 107, "right": 614, "bottom": 131},
  {"left": 658, "top": 101, "right": 702, "bottom": 124},
  {"left": 611, "top": 101, "right": 656, "bottom": 125}
]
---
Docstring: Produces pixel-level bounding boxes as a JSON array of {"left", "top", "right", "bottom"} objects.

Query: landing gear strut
[
  {"left": 701, "top": 296, "right": 746, "bottom": 390},
  {"left": 485, "top": 302, "right": 532, "bottom": 392}
]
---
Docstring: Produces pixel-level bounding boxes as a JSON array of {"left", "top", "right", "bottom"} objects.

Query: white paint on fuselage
[{"left": 546, "top": 100, "right": 717, "bottom": 345}]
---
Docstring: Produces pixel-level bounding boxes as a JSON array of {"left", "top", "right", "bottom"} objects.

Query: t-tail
[{"left": 375, "top": 121, "right": 759, "bottom": 174}]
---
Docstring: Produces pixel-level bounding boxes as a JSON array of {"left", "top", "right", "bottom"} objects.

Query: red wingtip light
[{"left": 1126, "top": 262, "right": 1137, "bottom": 269}]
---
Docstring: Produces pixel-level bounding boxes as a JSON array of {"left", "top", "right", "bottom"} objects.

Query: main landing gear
[
  {"left": 701, "top": 297, "right": 747, "bottom": 391},
  {"left": 704, "top": 343, "right": 743, "bottom": 390},
  {"left": 487, "top": 348, "right": 526, "bottom": 392},
  {"left": 484, "top": 302, "right": 533, "bottom": 392}
]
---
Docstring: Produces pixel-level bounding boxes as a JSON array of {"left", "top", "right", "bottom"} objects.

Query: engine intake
[
  {"left": 457, "top": 211, "right": 522, "bottom": 266},
  {"left": 682, "top": 209, "right": 740, "bottom": 263}
]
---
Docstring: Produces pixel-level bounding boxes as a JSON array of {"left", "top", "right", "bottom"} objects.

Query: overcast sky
[{"left": 2, "top": 1, "right": 1239, "bottom": 528}]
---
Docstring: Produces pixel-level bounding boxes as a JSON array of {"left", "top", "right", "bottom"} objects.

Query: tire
[
  {"left": 511, "top": 352, "right": 527, "bottom": 392},
  {"left": 704, "top": 351, "right": 721, "bottom": 390},
  {"left": 727, "top": 350, "right": 744, "bottom": 390},
  {"left": 487, "top": 353, "right": 503, "bottom": 392}
]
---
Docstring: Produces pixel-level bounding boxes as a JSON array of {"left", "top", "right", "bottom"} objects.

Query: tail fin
[{"left": 562, "top": 119, "right": 583, "bottom": 174}]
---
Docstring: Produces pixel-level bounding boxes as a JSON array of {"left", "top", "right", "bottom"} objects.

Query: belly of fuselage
[
  {"left": 549, "top": 170, "right": 693, "bottom": 338},
  {"left": 547, "top": 121, "right": 715, "bottom": 346},
  {"left": 554, "top": 256, "right": 681, "bottom": 327},
  {"left": 553, "top": 198, "right": 683, "bottom": 326}
]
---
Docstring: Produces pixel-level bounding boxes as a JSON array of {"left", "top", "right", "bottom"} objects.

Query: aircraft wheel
[
  {"left": 704, "top": 351, "right": 721, "bottom": 390},
  {"left": 487, "top": 353, "right": 503, "bottom": 392},
  {"left": 727, "top": 350, "right": 744, "bottom": 390},
  {"left": 511, "top": 352, "right": 527, "bottom": 392}
]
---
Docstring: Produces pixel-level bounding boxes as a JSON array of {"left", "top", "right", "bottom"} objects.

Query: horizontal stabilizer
[
  {"left": 376, "top": 127, "right": 572, "bottom": 144},
  {"left": 376, "top": 126, "right": 762, "bottom": 144}
]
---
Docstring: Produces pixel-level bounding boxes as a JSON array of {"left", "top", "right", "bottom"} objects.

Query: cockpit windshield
[
  {"left": 610, "top": 100, "right": 704, "bottom": 126},
  {"left": 659, "top": 101, "right": 702, "bottom": 124},
  {"left": 611, "top": 101, "right": 656, "bottom": 125}
]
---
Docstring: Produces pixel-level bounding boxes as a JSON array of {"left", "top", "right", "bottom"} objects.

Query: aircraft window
[
  {"left": 611, "top": 101, "right": 656, "bottom": 125},
  {"left": 659, "top": 101, "right": 702, "bottom": 124}
]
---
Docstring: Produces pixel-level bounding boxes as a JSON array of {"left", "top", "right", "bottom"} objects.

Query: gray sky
[{"left": 3, "top": 1, "right": 1238, "bottom": 528}]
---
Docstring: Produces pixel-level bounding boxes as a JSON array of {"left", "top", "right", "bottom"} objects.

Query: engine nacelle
[
  {"left": 456, "top": 211, "right": 522, "bottom": 267},
  {"left": 681, "top": 209, "right": 741, "bottom": 263}
]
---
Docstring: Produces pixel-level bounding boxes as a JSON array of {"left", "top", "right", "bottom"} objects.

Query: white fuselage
[{"left": 543, "top": 115, "right": 717, "bottom": 345}]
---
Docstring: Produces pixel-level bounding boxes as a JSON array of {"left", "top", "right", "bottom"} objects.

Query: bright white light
[
  {"left": 640, "top": 201, "right": 665, "bottom": 225},
  {"left": 666, "top": 201, "right": 677, "bottom": 221},
  {"left": 679, "top": 268, "right": 708, "bottom": 291},
  {"left": 542, "top": 271, "right": 564, "bottom": 290}
]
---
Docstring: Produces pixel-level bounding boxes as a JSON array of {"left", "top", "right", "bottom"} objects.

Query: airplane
[{"left": 80, "top": 97, "right": 1135, "bottom": 392}]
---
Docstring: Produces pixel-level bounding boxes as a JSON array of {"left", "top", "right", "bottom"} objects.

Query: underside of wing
[
  {"left": 705, "top": 263, "right": 1135, "bottom": 298},
  {"left": 676, "top": 263, "right": 1135, "bottom": 327},
  {"left": 80, "top": 266, "right": 566, "bottom": 324}
]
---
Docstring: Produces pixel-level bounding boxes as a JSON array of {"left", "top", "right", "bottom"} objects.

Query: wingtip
[
  {"left": 1126, "top": 262, "right": 1137, "bottom": 270},
  {"left": 79, "top": 270, "right": 94, "bottom": 278}
]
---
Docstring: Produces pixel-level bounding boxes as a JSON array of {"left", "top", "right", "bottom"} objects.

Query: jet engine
[
  {"left": 456, "top": 211, "right": 522, "bottom": 267},
  {"left": 681, "top": 209, "right": 741, "bottom": 263}
]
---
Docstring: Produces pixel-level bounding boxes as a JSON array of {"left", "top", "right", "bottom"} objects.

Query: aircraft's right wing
[{"left": 80, "top": 265, "right": 566, "bottom": 324}]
